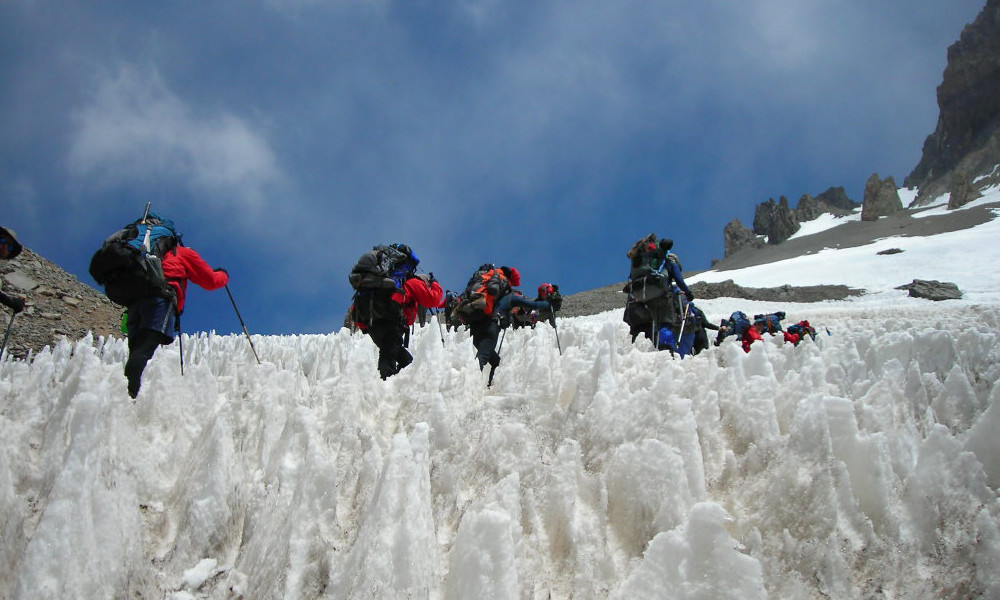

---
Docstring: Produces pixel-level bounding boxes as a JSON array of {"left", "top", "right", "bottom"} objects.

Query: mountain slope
[
  {"left": 0, "top": 247, "right": 122, "bottom": 358},
  {"left": 2, "top": 262, "right": 999, "bottom": 599}
]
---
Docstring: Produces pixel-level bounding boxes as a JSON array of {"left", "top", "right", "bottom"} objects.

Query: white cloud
[{"left": 68, "top": 65, "right": 283, "bottom": 210}]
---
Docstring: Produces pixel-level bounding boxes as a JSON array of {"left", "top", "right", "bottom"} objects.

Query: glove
[
  {"left": 427, "top": 272, "right": 437, "bottom": 285},
  {"left": 214, "top": 267, "right": 228, "bottom": 276}
]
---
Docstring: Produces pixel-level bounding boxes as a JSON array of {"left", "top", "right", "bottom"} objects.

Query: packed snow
[
  {"left": 2, "top": 189, "right": 1000, "bottom": 599},
  {"left": 693, "top": 188, "right": 1000, "bottom": 304},
  {"left": 786, "top": 210, "right": 861, "bottom": 240}
]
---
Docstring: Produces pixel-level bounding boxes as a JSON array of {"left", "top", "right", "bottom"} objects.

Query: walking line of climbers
[
  {"left": 622, "top": 233, "right": 822, "bottom": 357},
  {"left": 0, "top": 208, "right": 825, "bottom": 397}
]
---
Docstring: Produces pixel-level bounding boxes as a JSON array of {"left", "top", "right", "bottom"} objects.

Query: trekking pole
[
  {"left": 0, "top": 313, "right": 15, "bottom": 363},
  {"left": 487, "top": 326, "right": 507, "bottom": 388},
  {"left": 674, "top": 299, "right": 692, "bottom": 359},
  {"left": 434, "top": 308, "right": 445, "bottom": 346},
  {"left": 550, "top": 312, "right": 562, "bottom": 355},
  {"left": 176, "top": 314, "right": 185, "bottom": 376},
  {"left": 225, "top": 284, "right": 261, "bottom": 365},
  {"left": 676, "top": 296, "right": 691, "bottom": 342}
]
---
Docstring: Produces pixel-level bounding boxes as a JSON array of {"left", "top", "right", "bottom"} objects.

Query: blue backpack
[
  {"left": 753, "top": 312, "right": 785, "bottom": 333},
  {"left": 89, "top": 212, "right": 180, "bottom": 306},
  {"left": 729, "top": 311, "right": 752, "bottom": 337}
]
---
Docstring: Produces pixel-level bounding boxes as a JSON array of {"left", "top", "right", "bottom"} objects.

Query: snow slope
[
  {"left": 693, "top": 187, "right": 1000, "bottom": 304},
  {"left": 2, "top": 191, "right": 1000, "bottom": 599}
]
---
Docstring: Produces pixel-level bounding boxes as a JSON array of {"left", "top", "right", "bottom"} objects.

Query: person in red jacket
[
  {"left": 363, "top": 245, "right": 444, "bottom": 380},
  {"left": 125, "top": 244, "right": 229, "bottom": 398}
]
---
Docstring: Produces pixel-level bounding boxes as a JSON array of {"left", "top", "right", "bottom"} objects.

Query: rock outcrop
[
  {"left": 688, "top": 280, "right": 863, "bottom": 303},
  {"left": 0, "top": 247, "right": 122, "bottom": 359},
  {"left": 725, "top": 187, "right": 860, "bottom": 258},
  {"left": 557, "top": 280, "right": 864, "bottom": 318},
  {"left": 723, "top": 219, "right": 766, "bottom": 258},
  {"left": 794, "top": 187, "right": 859, "bottom": 222},
  {"left": 813, "top": 186, "right": 858, "bottom": 212},
  {"left": 948, "top": 169, "right": 984, "bottom": 208},
  {"left": 906, "top": 0, "right": 1000, "bottom": 203},
  {"left": 861, "top": 174, "right": 903, "bottom": 221},
  {"left": 794, "top": 194, "right": 827, "bottom": 222},
  {"left": 753, "top": 196, "right": 799, "bottom": 245},
  {"left": 896, "top": 279, "right": 963, "bottom": 301}
]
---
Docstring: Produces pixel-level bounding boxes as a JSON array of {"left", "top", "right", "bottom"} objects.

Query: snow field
[{"left": 0, "top": 301, "right": 999, "bottom": 599}]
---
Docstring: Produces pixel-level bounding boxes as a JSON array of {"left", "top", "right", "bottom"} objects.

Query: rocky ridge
[
  {"left": 906, "top": 0, "right": 1000, "bottom": 203},
  {"left": 558, "top": 279, "right": 863, "bottom": 319},
  {"left": 724, "top": 1, "right": 1000, "bottom": 261},
  {"left": 0, "top": 247, "right": 122, "bottom": 359},
  {"left": 723, "top": 187, "right": 860, "bottom": 259},
  {"left": 860, "top": 174, "right": 903, "bottom": 221}
]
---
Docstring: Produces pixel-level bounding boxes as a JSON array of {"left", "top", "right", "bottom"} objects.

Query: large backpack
[
  {"left": 729, "top": 311, "right": 752, "bottom": 337},
  {"left": 452, "top": 263, "right": 511, "bottom": 323},
  {"left": 787, "top": 320, "right": 816, "bottom": 341},
  {"left": 627, "top": 233, "right": 666, "bottom": 280},
  {"left": 753, "top": 312, "right": 785, "bottom": 334},
  {"left": 89, "top": 212, "right": 180, "bottom": 307},
  {"left": 348, "top": 244, "right": 415, "bottom": 329}
]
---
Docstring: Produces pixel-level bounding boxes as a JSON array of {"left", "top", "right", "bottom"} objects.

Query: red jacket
[
  {"left": 393, "top": 277, "right": 444, "bottom": 326},
  {"left": 162, "top": 246, "right": 229, "bottom": 313},
  {"left": 741, "top": 327, "right": 763, "bottom": 353}
]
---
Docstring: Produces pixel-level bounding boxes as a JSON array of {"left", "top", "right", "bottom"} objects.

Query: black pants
[
  {"left": 468, "top": 318, "right": 501, "bottom": 370},
  {"left": 368, "top": 319, "right": 412, "bottom": 379},
  {"left": 125, "top": 330, "right": 166, "bottom": 398},
  {"left": 124, "top": 298, "right": 175, "bottom": 398},
  {"left": 693, "top": 328, "right": 710, "bottom": 355}
]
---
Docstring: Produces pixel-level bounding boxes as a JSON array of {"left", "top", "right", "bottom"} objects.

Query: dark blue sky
[{"left": 0, "top": 0, "right": 986, "bottom": 335}]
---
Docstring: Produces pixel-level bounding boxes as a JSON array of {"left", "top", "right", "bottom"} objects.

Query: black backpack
[
  {"left": 89, "top": 212, "right": 180, "bottom": 307},
  {"left": 627, "top": 233, "right": 665, "bottom": 279},
  {"left": 348, "top": 244, "right": 416, "bottom": 328}
]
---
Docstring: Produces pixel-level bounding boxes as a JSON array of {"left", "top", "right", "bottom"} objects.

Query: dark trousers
[
  {"left": 125, "top": 330, "right": 163, "bottom": 398},
  {"left": 693, "top": 328, "right": 710, "bottom": 354},
  {"left": 125, "top": 297, "right": 175, "bottom": 398},
  {"left": 368, "top": 319, "right": 412, "bottom": 379},
  {"left": 469, "top": 318, "right": 501, "bottom": 369}
]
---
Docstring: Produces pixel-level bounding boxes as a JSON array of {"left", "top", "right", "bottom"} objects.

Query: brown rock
[
  {"left": 0, "top": 247, "right": 122, "bottom": 359},
  {"left": 861, "top": 174, "right": 903, "bottom": 221}
]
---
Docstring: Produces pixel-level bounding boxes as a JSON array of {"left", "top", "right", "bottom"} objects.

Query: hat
[
  {"left": 0, "top": 226, "right": 23, "bottom": 259},
  {"left": 658, "top": 238, "right": 673, "bottom": 251},
  {"left": 501, "top": 266, "right": 521, "bottom": 286}
]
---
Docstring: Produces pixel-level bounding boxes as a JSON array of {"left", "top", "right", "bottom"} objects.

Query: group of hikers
[
  {"left": 622, "top": 233, "right": 819, "bottom": 357},
  {"left": 0, "top": 209, "right": 823, "bottom": 398},
  {"left": 346, "top": 243, "right": 563, "bottom": 386}
]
